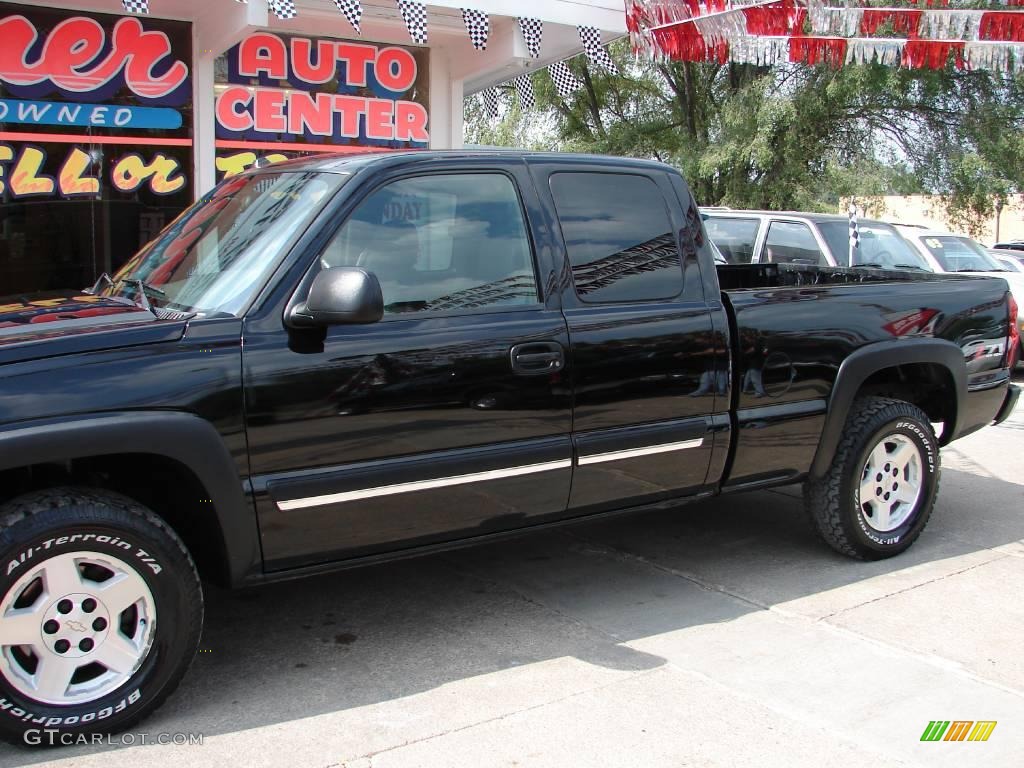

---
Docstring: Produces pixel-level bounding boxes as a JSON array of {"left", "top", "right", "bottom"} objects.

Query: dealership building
[{"left": 0, "top": 0, "right": 625, "bottom": 295}]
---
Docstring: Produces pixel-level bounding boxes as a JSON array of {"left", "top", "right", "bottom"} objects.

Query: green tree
[{"left": 464, "top": 41, "right": 1024, "bottom": 231}]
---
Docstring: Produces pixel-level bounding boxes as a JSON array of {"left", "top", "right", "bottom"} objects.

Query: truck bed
[
  {"left": 714, "top": 261, "right": 1013, "bottom": 488},
  {"left": 716, "top": 262, "right": 946, "bottom": 291}
]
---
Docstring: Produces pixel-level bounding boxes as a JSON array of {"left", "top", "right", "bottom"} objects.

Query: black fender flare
[
  {"left": 0, "top": 411, "right": 258, "bottom": 586},
  {"left": 809, "top": 339, "right": 966, "bottom": 479}
]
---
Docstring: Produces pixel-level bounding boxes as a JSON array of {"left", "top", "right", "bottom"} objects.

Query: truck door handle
[{"left": 510, "top": 342, "right": 565, "bottom": 375}]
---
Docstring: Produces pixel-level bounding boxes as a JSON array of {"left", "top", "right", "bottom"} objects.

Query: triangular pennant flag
[
  {"left": 578, "top": 26, "right": 619, "bottom": 75},
  {"left": 482, "top": 88, "right": 500, "bottom": 118},
  {"left": 122, "top": 0, "right": 149, "bottom": 13},
  {"left": 334, "top": 0, "right": 362, "bottom": 34},
  {"left": 514, "top": 74, "right": 535, "bottom": 110},
  {"left": 518, "top": 18, "right": 543, "bottom": 59},
  {"left": 548, "top": 61, "right": 583, "bottom": 99},
  {"left": 397, "top": 0, "right": 427, "bottom": 45},
  {"left": 462, "top": 9, "right": 490, "bottom": 51},
  {"left": 268, "top": 0, "right": 296, "bottom": 20}
]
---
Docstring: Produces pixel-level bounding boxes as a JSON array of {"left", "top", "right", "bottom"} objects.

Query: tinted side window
[
  {"left": 704, "top": 217, "right": 760, "bottom": 263},
  {"left": 762, "top": 222, "right": 827, "bottom": 265},
  {"left": 321, "top": 174, "right": 538, "bottom": 315},
  {"left": 549, "top": 173, "right": 683, "bottom": 303}
]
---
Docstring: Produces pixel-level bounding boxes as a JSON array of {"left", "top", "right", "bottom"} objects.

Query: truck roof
[
  {"left": 247, "top": 150, "right": 677, "bottom": 175},
  {"left": 702, "top": 209, "right": 893, "bottom": 227}
]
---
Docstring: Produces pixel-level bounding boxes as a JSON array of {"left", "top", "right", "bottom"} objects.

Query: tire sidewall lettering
[
  {"left": 0, "top": 690, "right": 140, "bottom": 727},
  {"left": 5, "top": 531, "right": 164, "bottom": 579},
  {"left": 894, "top": 421, "right": 937, "bottom": 474}
]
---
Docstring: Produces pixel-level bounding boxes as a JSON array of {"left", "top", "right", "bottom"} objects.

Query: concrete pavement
[{"left": 2, "top": 382, "right": 1022, "bottom": 767}]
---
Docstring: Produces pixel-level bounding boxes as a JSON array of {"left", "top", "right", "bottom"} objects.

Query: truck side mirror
[{"left": 288, "top": 267, "right": 384, "bottom": 328}]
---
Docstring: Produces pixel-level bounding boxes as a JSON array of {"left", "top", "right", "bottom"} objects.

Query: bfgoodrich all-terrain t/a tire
[
  {"left": 804, "top": 397, "right": 940, "bottom": 560},
  {"left": 0, "top": 488, "right": 202, "bottom": 746}
]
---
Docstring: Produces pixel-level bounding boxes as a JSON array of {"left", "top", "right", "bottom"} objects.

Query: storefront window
[{"left": 0, "top": 3, "right": 193, "bottom": 296}]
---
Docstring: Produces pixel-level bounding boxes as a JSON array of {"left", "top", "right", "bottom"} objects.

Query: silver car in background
[{"left": 702, "top": 210, "right": 932, "bottom": 270}]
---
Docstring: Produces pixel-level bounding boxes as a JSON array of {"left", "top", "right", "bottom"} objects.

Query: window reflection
[
  {"left": 322, "top": 173, "right": 539, "bottom": 314},
  {"left": 549, "top": 173, "right": 684, "bottom": 303}
]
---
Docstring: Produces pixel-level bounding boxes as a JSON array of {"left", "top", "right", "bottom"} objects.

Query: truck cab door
[
  {"left": 529, "top": 162, "right": 720, "bottom": 512},
  {"left": 242, "top": 161, "right": 572, "bottom": 571}
]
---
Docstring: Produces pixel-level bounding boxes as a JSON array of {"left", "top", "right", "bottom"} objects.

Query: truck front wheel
[
  {"left": 0, "top": 488, "right": 202, "bottom": 746},
  {"left": 804, "top": 397, "right": 940, "bottom": 559}
]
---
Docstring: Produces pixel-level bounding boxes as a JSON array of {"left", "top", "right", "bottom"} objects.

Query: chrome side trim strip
[
  {"left": 276, "top": 459, "right": 573, "bottom": 511},
  {"left": 577, "top": 438, "right": 704, "bottom": 466}
]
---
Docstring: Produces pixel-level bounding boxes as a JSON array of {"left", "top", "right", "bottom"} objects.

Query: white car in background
[
  {"left": 990, "top": 250, "right": 1024, "bottom": 273},
  {"left": 896, "top": 227, "right": 1024, "bottom": 366}
]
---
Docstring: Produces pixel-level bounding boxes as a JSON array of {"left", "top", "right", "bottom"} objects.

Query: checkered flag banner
[
  {"left": 122, "top": 0, "right": 149, "bottom": 14},
  {"left": 518, "top": 18, "right": 543, "bottom": 59},
  {"left": 397, "top": 0, "right": 427, "bottom": 45},
  {"left": 462, "top": 9, "right": 489, "bottom": 50},
  {"left": 481, "top": 87, "right": 500, "bottom": 119},
  {"left": 578, "top": 26, "right": 619, "bottom": 76},
  {"left": 268, "top": 0, "right": 296, "bottom": 20},
  {"left": 514, "top": 74, "right": 535, "bottom": 110},
  {"left": 848, "top": 202, "right": 860, "bottom": 265},
  {"left": 548, "top": 61, "right": 583, "bottom": 99},
  {"left": 334, "top": 0, "right": 362, "bottom": 34}
]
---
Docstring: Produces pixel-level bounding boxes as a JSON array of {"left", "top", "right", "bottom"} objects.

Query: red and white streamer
[{"left": 633, "top": 0, "right": 1024, "bottom": 71}]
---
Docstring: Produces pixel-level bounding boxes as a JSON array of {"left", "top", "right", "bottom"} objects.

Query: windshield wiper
[
  {"left": 84, "top": 273, "right": 166, "bottom": 308},
  {"left": 891, "top": 264, "right": 927, "bottom": 271},
  {"left": 115, "top": 279, "right": 166, "bottom": 313},
  {"left": 84, "top": 273, "right": 114, "bottom": 294}
]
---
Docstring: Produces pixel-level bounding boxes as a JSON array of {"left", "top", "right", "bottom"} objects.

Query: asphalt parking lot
[{"left": 2, "top": 379, "right": 1022, "bottom": 767}]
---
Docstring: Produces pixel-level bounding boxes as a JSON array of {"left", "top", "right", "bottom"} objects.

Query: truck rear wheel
[
  {"left": 0, "top": 488, "right": 202, "bottom": 746},
  {"left": 804, "top": 397, "right": 940, "bottom": 559}
]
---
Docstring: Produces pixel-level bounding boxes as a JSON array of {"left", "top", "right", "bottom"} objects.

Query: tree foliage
[{"left": 464, "top": 41, "right": 1024, "bottom": 231}]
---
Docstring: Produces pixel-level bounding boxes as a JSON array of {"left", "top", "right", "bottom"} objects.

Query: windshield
[
  {"left": 919, "top": 236, "right": 1005, "bottom": 272},
  {"left": 105, "top": 171, "right": 346, "bottom": 316},
  {"left": 819, "top": 221, "right": 931, "bottom": 270}
]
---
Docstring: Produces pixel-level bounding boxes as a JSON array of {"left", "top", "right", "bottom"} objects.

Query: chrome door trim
[
  {"left": 577, "top": 438, "right": 704, "bottom": 466},
  {"left": 276, "top": 458, "right": 573, "bottom": 511}
]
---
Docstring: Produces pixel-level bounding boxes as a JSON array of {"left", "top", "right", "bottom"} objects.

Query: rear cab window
[
  {"left": 549, "top": 172, "right": 683, "bottom": 303},
  {"left": 703, "top": 216, "right": 760, "bottom": 263}
]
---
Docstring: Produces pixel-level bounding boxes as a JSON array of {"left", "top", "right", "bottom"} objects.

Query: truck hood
[{"left": 0, "top": 292, "right": 186, "bottom": 363}]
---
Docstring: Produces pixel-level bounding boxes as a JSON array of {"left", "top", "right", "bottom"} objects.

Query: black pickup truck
[{"left": 0, "top": 152, "right": 1018, "bottom": 743}]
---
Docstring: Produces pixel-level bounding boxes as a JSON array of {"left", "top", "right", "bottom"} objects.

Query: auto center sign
[{"left": 214, "top": 32, "right": 429, "bottom": 178}]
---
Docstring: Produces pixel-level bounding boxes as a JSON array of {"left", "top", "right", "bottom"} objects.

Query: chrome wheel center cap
[{"left": 40, "top": 592, "right": 111, "bottom": 659}]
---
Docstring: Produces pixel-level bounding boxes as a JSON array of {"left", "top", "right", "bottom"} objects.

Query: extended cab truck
[{"left": 0, "top": 152, "right": 1018, "bottom": 743}]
